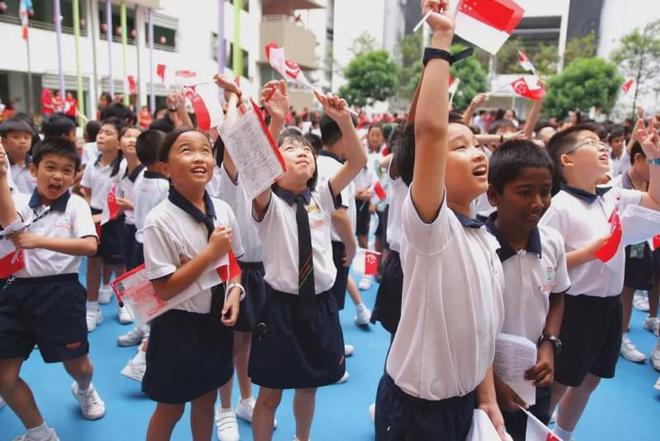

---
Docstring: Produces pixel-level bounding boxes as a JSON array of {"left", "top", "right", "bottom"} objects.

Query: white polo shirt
[
  {"left": 540, "top": 184, "right": 642, "bottom": 297},
  {"left": 316, "top": 151, "right": 356, "bottom": 242},
  {"left": 386, "top": 193, "right": 504, "bottom": 400},
  {"left": 206, "top": 165, "right": 223, "bottom": 199},
  {"left": 253, "top": 182, "right": 338, "bottom": 295},
  {"left": 81, "top": 142, "right": 99, "bottom": 167},
  {"left": 118, "top": 164, "right": 145, "bottom": 226},
  {"left": 385, "top": 174, "right": 407, "bottom": 253},
  {"left": 216, "top": 166, "right": 263, "bottom": 262},
  {"left": 6, "top": 166, "right": 17, "bottom": 193},
  {"left": 134, "top": 171, "right": 169, "bottom": 243},
  {"left": 80, "top": 156, "right": 126, "bottom": 210},
  {"left": 486, "top": 216, "right": 571, "bottom": 342},
  {"left": 10, "top": 158, "right": 37, "bottom": 195},
  {"left": 143, "top": 192, "right": 244, "bottom": 314},
  {"left": 12, "top": 190, "right": 97, "bottom": 278}
]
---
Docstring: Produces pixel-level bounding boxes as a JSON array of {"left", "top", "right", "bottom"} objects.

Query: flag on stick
[
  {"left": 594, "top": 207, "right": 622, "bottom": 262},
  {"left": 511, "top": 77, "right": 545, "bottom": 100},
  {"left": 156, "top": 64, "right": 166, "bottom": 83},
  {"left": 184, "top": 83, "right": 224, "bottom": 131},
  {"left": 518, "top": 49, "right": 536, "bottom": 75},
  {"left": 353, "top": 248, "right": 380, "bottom": 276},
  {"left": 621, "top": 78, "right": 634, "bottom": 94},
  {"left": 265, "top": 43, "right": 313, "bottom": 89},
  {"left": 454, "top": 0, "right": 525, "bottom": 55},
  {"left": 520, "top": 407, "right": 564, "bottom": 441}
]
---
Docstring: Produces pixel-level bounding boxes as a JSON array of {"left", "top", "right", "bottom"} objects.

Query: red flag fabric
[
  {"left": 373, "top": 180, "right": 387, "bottom": 201},
  {"left": 518, "top": 49, "right": 536, "bottom": 73},
  {"left": 265, "top": 42, "right": 313, "bottom": 89},
  {"left": 101, "top": 185, "right": 120, "bottom": 225},
  {"left": 184, "top": 83, "right": 224, "bottom": 131},
  {"left": 127, "top": 75, "right": 136, "bottom": 95},
  {"left": 621, "top": 78, "right": 634, "bottom": 94},
  {"left": 175, "top": 70, "right": 197, "bottom": 79},
  {"left": 216, "top": 250, "right": 242, "bottom": 282},
  {"left": 455, "top": 0, "right": 524, "bottom": 54},
  {"left": 652, "top": 235, "right": 660, "bottom": 251},
  {"left": 594, "top": 208, "right": 622, "bottom": 262},
  {"left": 511, "top": 77, "right": 546, "bottom": 100},
  {"left": 0, "top": 249, "right": 25, "bottom": 279},
  {"left": 364, "top": 250, "right": 379, "bottom": 276},
  {"left": 156, "top": 64, "right": 166, "bottom": 83}
]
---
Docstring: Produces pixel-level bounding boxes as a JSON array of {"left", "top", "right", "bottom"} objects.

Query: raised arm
[
  {"left": 0, "top": 144, "right": 19, "bottom": 228},
  {"left": 635, "top": 119, "right": 660, "bottom": 210},
  {"left": 412, "top": 0, "right": 454, "bottom": 222},
  {"left": 522, "top": 80, "right": 547, "bottom": 139},
  {"left": 214, "top": 74, "right": 244, "bottom": 181},
  {"left": 462, "top": 93, "right": 488, "bottom": 127}
]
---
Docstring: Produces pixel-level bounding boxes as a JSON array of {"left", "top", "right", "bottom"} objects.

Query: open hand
[
  {"left": 635, "top": 118, "right": 659, "bottom": 160},
  {"left": 260, "top": 80, "right": 289, "bottom": 123}
]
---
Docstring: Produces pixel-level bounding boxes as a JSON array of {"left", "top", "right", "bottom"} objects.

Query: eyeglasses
[{"left": 564, "top": 138, "right": 608, "bottom": 155}]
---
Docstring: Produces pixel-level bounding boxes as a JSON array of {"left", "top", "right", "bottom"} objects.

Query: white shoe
[
  {"left": 344, "top": 344, "right": 354, "bottom": 357},
  {"left": 335, "top": 371, "right": 349, "bottom": 384},
  {"left": 235, "top": 397, "right": 277, "bottom": 428},
  {"left": 118, "top": 305, "right": 133, "bottom": 325},
  {"left": 655, "top": 377, "right": 660, "bottom": 392},
  {"left": 354, "top": 307, "right": 372, "bottom": 326},
  {"left": 86, "top": 309, "right": 103, "bottom": 332},
  {"left": 71, "top": 382, "right": 106, "bottom": 420},
  {"left": 358, "top": 275, "right": 372, "bottom": 290},
  {"left": 117, "top": 325, "right": 146, "bottom": 347},
  {"left": 121, "top": 353, "right": 147, "bottom": 382},
  {"left": 643, "top": 316, "right": 660, "bottom": 336},
  {"left": 98, "top": 285, "right": 114, "bottom": 304},
  {"left": 368, "top": 403, "right": 375, "bottom": 423},
  {"left": 215, "top": 407, "right": 240, "bottom": 441},
  {"left": 549, "top": 407, "right": 558, "bottom": 425},
  {"left": 652, "top": 344, "right": 660, "bottom": 371},
  {"left": 620, "top": 335, "right": 647, "bottom": 363},
  {"left": 12, "top": 428, "right": 60, "bottom": 441},
  {"left": 633, "top": 291, "right": 650, "bottom": 312}
]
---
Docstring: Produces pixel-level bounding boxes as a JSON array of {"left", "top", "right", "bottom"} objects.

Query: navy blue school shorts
[
  {"left": 331, "top": 241, "right": 350, "bottom": 311},
  {"left": 555, "top": 294, "right": 622, "bottom": 387},
  {"left": 624, "top": 242, "right": 655, "bottom": 291},
  {"left": 374, "top": 206, "right": 388, "bottom": 240},
  {"left": 371, "top": 250, "right": 403, "bottom": 334},
  {"left": 123, "top": 223, "right": 142, "bottom": 271},
  {"left": 0, "top": 274, "right": 89, "bottom": 363},
  {"left": 91, "top": 207, "right": 126, "bottom": 266},
  {"left": 374, "top": 374, "right": 475, "bottom": 441},
  {"left": 502, "top": 386, "right": 551, "bottom": 441},
  {"left": 355, "top": 198, "right": 371, "bottom": 236},
  {"left": 249, "top": 286, "right": 345, "bottom": 389},
  {"left": 142, "top": 287, "right": 234, "bottom": 404},
  {"left": 234, "top": 261, "right": 267, "bottom": 333}
]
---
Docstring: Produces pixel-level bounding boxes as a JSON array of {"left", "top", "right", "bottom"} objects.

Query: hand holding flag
[
  {"left": 594, "top": 207, "right": 622, "bottom": 262},
  {"left": 184, "top": 83, "right": 225, "bottom": 131},
  {"left": 265, "top": 43, "right": 313, "bottom": 89},
  {"left": 100, "top": 185, "right": 120, "bottom": 225}
]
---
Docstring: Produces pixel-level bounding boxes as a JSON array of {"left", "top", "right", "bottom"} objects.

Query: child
[
  {"left": 540, "top": 119, "right": 660, "bottom": 441},
  {"left": 142, "top": 127, "right": 244, "bottom": 441},
  {"left": 375, "top": 3, "right": 506, "bottom": 440},
  {"left": 42, "top": 116, "right": 76, "bottom": 143},
  {"left": 0, "top": 138, "right": 105, "bottom": 441},
  {"left": 80, "top": 117, "right": 127, "bottom": 331},
  {"left": 0, "top": 118, "right": 36, "bottom": 194},
  {"left": 486, "top": 141, "right": 570, "bottom": 440},
  {"left": 248, "top": 81, "right": 367, "bottom": 441},
  {"left": 606, "top": 125, "right": 625, "bottom": 179},
  {"left": 81, "top": 121, "right": 101, "bottom": 168}
]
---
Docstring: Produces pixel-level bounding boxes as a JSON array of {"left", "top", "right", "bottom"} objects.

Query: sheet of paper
[
  {"left": 467, "top": 409, "right": 513, "bottom": 441},
  {"left": 219, "top": 103, "right": 285, "bottom": 200},
  {"left": 620, "top": 203, "right": 660, "bottom": 247},
  {"left": 494, "top": 333, "right": 537, "bottom": 406}
]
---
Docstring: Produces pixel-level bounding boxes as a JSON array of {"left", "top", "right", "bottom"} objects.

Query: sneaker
[
  {"left": 620, "top": 335, "right": 647, "bottom": 363},
  {"left": 86, "top": 309, "right": 103, "bottom": 333},
  {"left": 652, "top": 344, "right": 660, "bottom": 371},
  {"left": 215, "top": 407, "right": 240, "bottom": 441},
  {"left": 121, "top": 353, "right": 146, "bottom": 382},
  {"left": 0, "top": 394, "right": 4, "bottom": 409},
  {"left": 98, "top": 285, "right": 114, "bottom": 304},
  {"left": 655, "top": 377, "right": 660, "bottom": 392},
  {"left": 368, "top": 403, "right": 375, "bottom": 423},
  {"left": 354, "top": 307, "right": 372, "bottom": 326},
  {"left": 344, "top": 344, "right": 354, "bottom": 357},
  {"left": 12, "top": 428, "right": 60, "bottom": 441},
  {"left": 236, "top": 397, "right": 278, "bottom": 428},
  {"left": 71, "top": 383, "right": 106, "bottom": 420},
  {"left": 358, "top": 275, "right": 372, "bottom": 291},
  {"left": 118, "top": 305, "right": 133, "bottom": 325},
  {"left": 335, "top": 371, "right": 349, "bottom": 384},
  {"left": 117, "top": 325, "right": 146, "bottom": 347},
  {"left": 633, "top": 291, "right": 650, "bottom": 312},
  {"left": 643, "top": 317, "right": 660, "bottom": 336}
]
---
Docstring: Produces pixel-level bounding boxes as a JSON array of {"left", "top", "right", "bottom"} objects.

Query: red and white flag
[
  {"left": 518, "top": 49, "right": 536, "bottom": 74},
  {"left": 372, "top": 180, "right": 387, "bottom": 201},
  {"left": 0, "top": 245, "right": 25, "bottom": 279},
  {"left": 156, "top": 64, "right": 166, "bottom": 83},
  {"left": 511, "top": 76, "right": 546, "bottom": 100},
  {"left": 265, "top": 43, "right": 313, "bottom": 89},
  {"left": 199, "top": 249, "right": 243, "bottom": 290},
  {"left": 353, "top": 248, "right": 380, "bottom": 276},
  {"left": 175, "top": 70, "right": 197, "bottom": 79},
  {"left": 100, "top": 185, "right": 121, "bottom": 225},
  {"left": 621, "top": 78, "right": 634, "bottom": 94},
  {"left": 126, "top": 75, "right": 137, "bottom": 95},
  {"left": 455, "top": 0, "right": 525, "bottom": 55},
  {"left": 652, "top": 235, "right": 660, "bottom": 251},
  {"left": 184, "top": 83, "right": 224, "bottom": 131},
  {"left": 595, "top": 207, "right": 622, "bottom": 262},
  {"left": 521, "top": 407, "right": 563, "bottom": 441},
  {"left": 448, "top": 77, "right": 461, "bottom": 96},
  {"left": 19, "top": 0, "right": 32, "bottom": 40}
]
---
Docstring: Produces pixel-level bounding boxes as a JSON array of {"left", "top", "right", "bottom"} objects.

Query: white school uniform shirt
[
  {"left": 386, "top": 193, "right": 505, "bottom": 401},
  {"left": 316, "top": 151, "right": 356, "bottom": 242},
  {"left": 385, "top": 173, "right": 407, "bottom": 253},
  {"left": 6, "top": 166, "right": 17, "bottom": 193},
  {"left": 133, "top": 171, "right": 169, "bottom": 243},
  {"left": 12, "top": 190, "right": 97, "bottom": 278},
  {"left": 118, "top": 164, "right": 145, "bottom": 226},
  {"left": 253, "top": 182, "right": 339, "bottom": 295},
  {"left": 540, "top": 184, "right": 642, "bottom": 297},
  {"left": 486, "top": 215, "right": 571, "bottom": 343},
  {"left": 81, "top": 142, "right": 99, "bottom": 167},
  {"left": 216, "top": 166, "right": 263, "bottom": 262},
  {"left": 206, "top": 165, "right": 224, "bottom": 199},
  {"left": 80, "top": 156, "right": 126, "bottom": 210},
  {"left": 10, "top": 157, "right": 37, "bottom": 195},
  {"left": 143, "top": 191, "right": 244, "bottom": 314}
]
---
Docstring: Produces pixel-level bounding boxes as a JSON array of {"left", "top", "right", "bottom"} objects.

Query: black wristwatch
[
  {"left": 538, "top": 334, "right": 562, "bottom": 354},
  {"left": 422, "top": 46, "right": 474, "bottom": 67}
]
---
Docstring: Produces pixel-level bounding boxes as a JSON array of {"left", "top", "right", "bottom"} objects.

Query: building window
[
  {"left": 0, "top": 0, "right": 88, "bottom": 36},
  {"left": 146, "top": 24, "right": 176, "bottom": 51},
  {"left": 228, "top": 42, "right": 250, "bottom": 78},
  {"left": 99, "top": 3, "right": 137, "bottom": 45}
]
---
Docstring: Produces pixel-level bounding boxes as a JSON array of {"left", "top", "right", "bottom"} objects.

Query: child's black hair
[
  {"left": 304, "top": 132, "right": 323, "bottom": 156},
  {"left": 101, "top": 103, "right": 137, "bottom": 125},
  {"left": 213, "top": 135, "right": 225, "bottom": 167},
  {"left": 546, "top": 122, "right": 602, "bottom": 191},
  {"left": 320, "top": 113, "right": 358, "bottom": 147},
  {"left": 488, "top": 140, "right": 554, "bottom": 193},
  {"left": 607, "top": 124, "right": 625, "bottom": 142},
  {"left": 488, "top": 119, "right": 516, "bottom": 135},
  {"left": 0, "top": 118, "right": 34, "bottom": 138},
  {"left": 100, "top": 117, "right": 126, "bottom": 177},
  {"left": 278, "top": 127, "right": 318, "bottom": 189},
  {"left": 120, "top": 125, "right": 143, "bottom": 138},
  {"left": 42, "top": 116, "right": 76, "bottom": 138},
  {"left": 629, "top": 141, "right": 646, "bottom": 165},
  {"left": 85, "top": 120, "right": 101, "bottom": 143},
  {"left": 149, "top": 116, "right": 175, "bottom": 134},
  {"left": 159, "top": 127, "right": 209, "bottom": 163},
  {"left": 136, "top": 129, "right": 165, "bottom": 165},
  {"left": 33, "top": 136, "right": 81, "bottom": 171}
]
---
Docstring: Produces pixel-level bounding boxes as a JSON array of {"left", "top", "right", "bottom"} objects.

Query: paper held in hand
[
  {"left": 218, "top": 100, "right": 286, "bottom": 200},
  {"left": 494, "top": 333, "right": 537, "bottom": 406}
]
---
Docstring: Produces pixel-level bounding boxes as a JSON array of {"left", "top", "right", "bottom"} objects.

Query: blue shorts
[
  {"left": 330, "top": 241, "right": 350, "bottom": 311},
  {"left": 0, "top": 274, "right": 89, "bottom": 363},
  {"left": 234, "top": 261, "right": 266, "bottom": 333},
  {"left": 371, "top": 250, "right": 403, "bottom": 334}
]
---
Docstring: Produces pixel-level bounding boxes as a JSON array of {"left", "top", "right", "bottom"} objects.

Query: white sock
[
  {"left": 101, "top": 283, "right": 110, "bottom": 290},
  {"left": 26, "top": 422, "right": 51, "bottom": 441},
  {"left": 239, "top": 397, "right": 254, "bottom": 406},
  {"left": 77, "top": 383, "right": 91, "bottom": 394},
  {"left": 554, "top": 424, "right": 573, "bottom": 441},
  {"left": 86, "top": 301, "right": 99, "bottom": 311},
  {"left": 355, "top": 302, "right": 367, "bottom": 313}
]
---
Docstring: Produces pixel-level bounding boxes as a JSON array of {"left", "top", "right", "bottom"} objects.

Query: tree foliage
[
  {"left": 395, "top": 33, "right": 424, "bottom": 102},
  {"left": 543, "top": 57, "right": 622, "bottom": 119},
  {"left": 563, "top": 32, "right": 597, "bottom": 67},
  {"left": 495, "top": 38, "right": 559, "bottom": 76},
  {"left": 339, "top": 49, "right": 398, "bottom": 107},
  {"left": 449, "top": 45, "right": 489, "bottom": 110}
]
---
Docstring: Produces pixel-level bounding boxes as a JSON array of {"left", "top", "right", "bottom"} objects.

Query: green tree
[
  {"left": 495, "top": 38, "right": 558, "bottom": 76},
  {"left": 543, "top": 57, "right": 622, "bottom": 119},
  {"left": 394, "top": 33, "right": 424, "bottom": 101},
  {"left": 350, "top": 32, "right": 379, "bottom": 56},
  {"left": 611, "top": 20, "right": 660, "bottom": 117},
  {"left": 563, "top": 32, "right": 597, "bottom": 67},
  {"left": 450, "top": 44, "right": 489, "bottom": 110},
  {"left": 339, "top": 49, "right": 398, "bottom": 107}
]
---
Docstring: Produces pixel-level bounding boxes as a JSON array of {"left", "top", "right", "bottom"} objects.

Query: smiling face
[
  {"left": 277, "top": 136, "right": 316, "bottom": 190},
  {"left": 445, "top": 123, "right": 489, "bottom": 204},
  {"left": 30, "top": 153, "right": 76, "bottom": 203},
  {"left": 560, "top": 130, "right": 610, "bottom": 183},
  {"left": 161, "top": 131, "right": 215, "bottom": 189}
]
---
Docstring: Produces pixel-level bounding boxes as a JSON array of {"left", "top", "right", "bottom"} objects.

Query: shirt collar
[
  {"left": 143, "top": 170, "right": 166, "bottom": 180},
  {"left": 167, "top": 186, "right": 216, "bottom": 224},
  {"left": 125, "top": 164, "right": 145, "bottom": 182},
  {"left": 319, "top": 149, "right": 343, "bottom": 163},
  {"left": 28, "top": 188, "right": 71, "bottom": 212},
  {"left": 485, "top": 212, "right": 542, "bottom": 262},
  {"left": 452, "top": 210, "right": 484, "bottom": 229},
  {"left": 560, "top": 183, "right": 612, "bottom": 204},
  {"left": 272, "top": 186, "right": 312, "bottom": 206}
]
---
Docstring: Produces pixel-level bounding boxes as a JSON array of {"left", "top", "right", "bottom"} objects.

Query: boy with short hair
[
  {"left": 0, "top": 118, "right": 36, "bottom": 194},
  {"left": 486, "top": 140, "right": 570, "bottom": 440},
  {"left": 0, "top": 138, "right": 105, "bottom": 441},
  {"left": 541, "top": 120, "right": 660, "bottom": 441}
]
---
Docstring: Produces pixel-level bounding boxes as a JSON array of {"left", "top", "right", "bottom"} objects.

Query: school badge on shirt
[{"left": 538, "top": 266, "right": 556, "bottom": 295}]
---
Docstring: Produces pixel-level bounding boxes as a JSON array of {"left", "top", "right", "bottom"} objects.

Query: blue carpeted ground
[{"left": 1, "top": 269, "right": 659, "bottom": 441}]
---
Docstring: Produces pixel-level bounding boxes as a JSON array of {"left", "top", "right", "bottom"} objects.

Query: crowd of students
[{"left": 0, "top": 2, "right": 659, "bottom": 441}]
